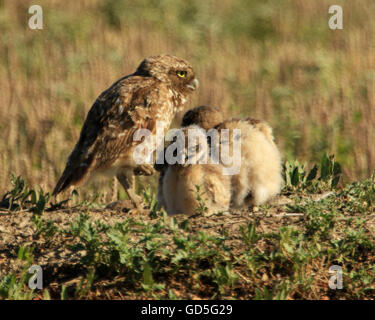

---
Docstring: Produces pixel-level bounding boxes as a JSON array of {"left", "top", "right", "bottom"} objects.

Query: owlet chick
[
  {"left": 214, "top": 118, "right": 283, "bottom": 207},
  {"left": 161, "top": 125, "right": 231, "bottom": 216},
  {"left": 155, "top": 105, "right": 224, "bottom": 210},
  {"left": 172, "top": 106, "right": 283, "bottom": 208}
]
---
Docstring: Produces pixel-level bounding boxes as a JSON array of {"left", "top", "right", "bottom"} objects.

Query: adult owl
[{"left": 53, "top": 54, "right": 199, "bottom": 211}]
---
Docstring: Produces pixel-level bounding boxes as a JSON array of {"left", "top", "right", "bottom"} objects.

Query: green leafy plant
[
  {"left": 67, "top": 213, "right": 109, "bottom": 266},
  {"left": 210, "top": 263, "right": 239, "bottom": 295},
  {"left": 0, "top": 247, "right": 36, "bottom": 300},
  {"left": 32, "top": 215, "right": 58, "bottom": 240},
  {"left": 283, "top": 154, "right": 341, "bottom": 192},
  {"left": 254, "top": 282, "right": 290, "bottom": 300},
  {"left": 143, "top": 187, "right": 159, "bottom": 218},
  {"left": 0, "top": 174, "right": 50, "bottom": 214},
  {"left": 75, "top": 269, "right": 96, "bottom": 299},
  {"left": 141, "top": 261, "right": 165, "bottom": 292},
  {"left": 194, "top": 185, "right": 209, "bottom": 216},
  {"left": 241, "top": 221, "right": 259, "bottom": 248}
]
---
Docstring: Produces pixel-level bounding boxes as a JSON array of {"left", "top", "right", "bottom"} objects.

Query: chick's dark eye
[{"left": 176, "top": 70, "right": 187, "bottom": 78}]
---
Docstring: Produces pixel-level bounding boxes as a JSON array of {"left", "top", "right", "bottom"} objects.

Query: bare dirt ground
[
  {"left": 0, "top": 195, "right": 291, "bottom": 297},
  {"left": 0, "top": 192, "right": 374, "bottom": 300}
]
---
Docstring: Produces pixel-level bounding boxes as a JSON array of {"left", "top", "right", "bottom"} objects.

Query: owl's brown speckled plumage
[{"left": 53, "top": 55, "right": 198, "bottom": 210}]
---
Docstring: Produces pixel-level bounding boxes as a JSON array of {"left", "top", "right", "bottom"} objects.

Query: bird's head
[
  {"left": 177, "top": 125, "right": 209, "bottom": 168},
  {"left": 181, "top": 105, "right": 224, "bottom": 131},
  {"left": 135, "top": 54, "right": 199, "bottom": 95}
]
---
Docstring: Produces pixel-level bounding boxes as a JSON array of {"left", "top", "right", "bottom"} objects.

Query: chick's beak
[{"left": 187, "top": 78, "right": 199, "bottom": 91}]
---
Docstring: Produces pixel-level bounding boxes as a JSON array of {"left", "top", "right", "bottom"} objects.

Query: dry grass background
[{"left": 1, "top": 0, "right": 375, "bottom": 199}]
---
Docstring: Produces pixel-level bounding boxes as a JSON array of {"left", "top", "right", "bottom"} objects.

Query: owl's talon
[
  {"left": 105, "top": 200, "right": 134, "bottom": 212},
  {"left": 105, "top": 200, "right": 146, "bottom": 215}
]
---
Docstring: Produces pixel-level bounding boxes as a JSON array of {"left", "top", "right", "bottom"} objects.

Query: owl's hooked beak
[{"left": 187, "top": 78, "right": 199, "bottom": 91}]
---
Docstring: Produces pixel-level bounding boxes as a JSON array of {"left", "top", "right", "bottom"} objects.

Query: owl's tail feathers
[{"left": 52, "top": 164, "right": 90, "bottom": 196}]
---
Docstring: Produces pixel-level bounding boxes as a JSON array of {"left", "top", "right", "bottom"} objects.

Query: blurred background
[{"left": 0, "top": 0, "right": 374, "bottom": 199}]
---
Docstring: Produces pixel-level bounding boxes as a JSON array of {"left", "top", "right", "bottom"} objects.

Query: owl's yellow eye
[{"left": 176, "top": 71, "right": 187, "bottom": 78}]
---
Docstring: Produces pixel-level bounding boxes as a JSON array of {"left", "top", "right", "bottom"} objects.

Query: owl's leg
[
  {"left": 111, "top": 176, "right": 118, "bottom": 202},
  {"left": 156, "top": 171, "right": 165, "bottom": 211},
  {"left": 116, "top": 173, "right": 144, "bottom": 213}
]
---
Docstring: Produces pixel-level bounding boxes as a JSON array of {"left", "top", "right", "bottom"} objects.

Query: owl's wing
[{"left": 53, "top": 75, "right": 164, "bottom": 195}]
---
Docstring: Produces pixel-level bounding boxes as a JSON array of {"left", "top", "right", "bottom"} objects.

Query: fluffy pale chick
[
  {"left": 155, "top": 105, "right": 224, "bottom": 210},
  {"left": 53, "top": 55, "right": 199, "bottom": 211},
  {"left": 161, "top": 125, "right": 231, "bottom": 216},
  {"left": 214, "top": 118, "right": 283, "bottom": 207},
  {"left": 167, "top": 106, "right": 282, "bottom": 208}
]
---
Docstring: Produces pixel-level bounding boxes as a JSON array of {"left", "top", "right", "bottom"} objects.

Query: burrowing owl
[
  {"left": 160, "top": 125, "right": 231, "bottom": 216},
  {"left": 155, "top": 105, "right": 224, "bottom": 209},
  {"left": 53, "top": 55, "right": 198, "bottom": 211},
  {"left": 214, "top": 118, "right": 283, "bottom": 207},
  {"left": 169, "top": 106, "right": 283, "bottom": 208}
]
